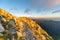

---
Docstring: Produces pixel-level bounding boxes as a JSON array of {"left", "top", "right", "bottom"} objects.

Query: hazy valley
[{"left": 32, "top": 17, "right": 60, "bottom": 40}]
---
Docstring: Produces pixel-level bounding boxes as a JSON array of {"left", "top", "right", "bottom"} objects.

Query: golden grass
[{"left": 0, "top": 8, "right": 53, "bottom": 40}]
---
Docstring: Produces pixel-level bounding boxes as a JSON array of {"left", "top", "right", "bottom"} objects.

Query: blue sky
[{"left": 0, "top": 0, "right": 60, "bottom": 17}]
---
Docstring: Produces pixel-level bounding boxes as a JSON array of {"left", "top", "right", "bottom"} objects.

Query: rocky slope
[{"left": 0, "top": 8, "right": 53, "bottom": 40}]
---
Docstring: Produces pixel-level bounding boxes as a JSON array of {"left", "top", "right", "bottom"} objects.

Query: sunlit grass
[{"left": 0, "top": 37, "right": 4, "bottom": 40}]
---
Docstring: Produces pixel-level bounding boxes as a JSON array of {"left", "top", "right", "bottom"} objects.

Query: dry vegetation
[{"left": 0, "top": 8, "right": 53, "bottom": 40}]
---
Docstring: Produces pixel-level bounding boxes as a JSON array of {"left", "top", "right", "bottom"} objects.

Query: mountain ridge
[{"left": 0, "top": 8, "right": 53, "bottom": 40}]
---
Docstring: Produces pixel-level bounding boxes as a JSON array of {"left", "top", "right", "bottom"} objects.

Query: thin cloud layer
[
  {"left": 24, "top": 0, "right": 60, "bottom": 14},
  {"left": 53, "top": 10, "right": 60, "bottom": 13},
  {"left": 24, "top": 9, "right": 30, "bottom": 14},
  {"left": 24, "top": 0, "right": 45, "bottom": 14},
  {"left": 31, "top": 0, "right": 60, "bottom": 10},
  {"left": 47, "top": 0, "right": 60, "bottom": 8}
]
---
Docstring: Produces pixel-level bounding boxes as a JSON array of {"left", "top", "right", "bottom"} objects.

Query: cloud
[
  {"left": 24, "top": 0, "right": 60, "bottom": 14},
  {"left": 31, "top": 0, "right": 60, "bottom": 10},
  {"left": 24, "top": 0, "right": 45, "bottom": 13},
  {"left": 47, "top": 0, "right": 60, "bottom": 8},
  {"left": 9, "top": 8, "right": 18, "bottom": 11},
  {"left": 24, "top": 9, "right": 30, "bottom": 14},
  {"left": 30, "top": 0, "right": 45, "bottom": 9},
  {"left": 53, "top": 10, "right": 60, "bottom": 13}
]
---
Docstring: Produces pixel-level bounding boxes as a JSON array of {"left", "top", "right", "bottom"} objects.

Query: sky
[{"left": 0, "top": 0, "right": 60, "bottom": 17}]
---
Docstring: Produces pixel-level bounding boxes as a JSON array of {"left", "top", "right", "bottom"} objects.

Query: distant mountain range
[
  {"left": 30, "top": 17, "right": 60, "bottom": 21},
  {"left": 31, "top": 18, "right": 60, "bottom": 40}
]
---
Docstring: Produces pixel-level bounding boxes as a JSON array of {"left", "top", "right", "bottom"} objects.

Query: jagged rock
[
  {"left": 0, "top": 23, "right": 4, "bottom": 32},
  {"left": 6, "top": 19, "right": 17, "bottom": 35},
  {"left": 0, "top": 8, "right": 53, "bottom": 40}
]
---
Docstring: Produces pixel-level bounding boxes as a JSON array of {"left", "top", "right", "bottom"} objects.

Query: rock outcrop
[{"left": 0, "top": 8, "right": 53, "bottom": 40}]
